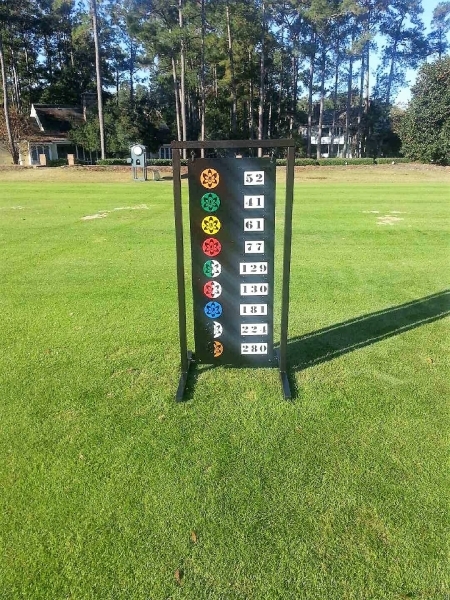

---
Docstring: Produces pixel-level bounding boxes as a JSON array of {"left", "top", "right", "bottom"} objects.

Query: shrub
[
  {"left": 96, "top": 158, "right": 128, "bottom": 165},
  {"left": 147, "top": 159, "right": 189, "bottom": 166},
  {"left": 317, "top": 157, "right": 375, "bottom": 166},
  {"left": 295, "top": 158, "right": 319, "bottom": 166},
  {"left": 147, "top": 159, "right": 172, "bottom": 166},
  {"left": 376, "top": 157, "right": 410, "bottom": 164},
  {"left": 47, "top": 159, "right": 67, "bottom": 167}
]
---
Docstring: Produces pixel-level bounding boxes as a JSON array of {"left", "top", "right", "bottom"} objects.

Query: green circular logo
[
  {"left": 203, "top": 259, "right": 222, "bottom": 278},
  {"left": 201, "top": 192, "right": 221, "bottom": 213}
]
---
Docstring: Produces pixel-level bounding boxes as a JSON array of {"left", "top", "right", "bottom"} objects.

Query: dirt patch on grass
[
  {"left": 377, "top": 215, "right": 405, "bottom": 225},
  {"left": 81, "top": 204, "right": 149, "bottom": 220}
]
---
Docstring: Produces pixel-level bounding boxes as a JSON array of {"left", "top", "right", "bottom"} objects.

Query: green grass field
[{"left": 0, "top": 166, "right": 449, "bottom": 599}]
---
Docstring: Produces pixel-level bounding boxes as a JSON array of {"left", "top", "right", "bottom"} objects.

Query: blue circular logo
[{"left": 204, "top": 301, "right": 223, "bottom": 319}]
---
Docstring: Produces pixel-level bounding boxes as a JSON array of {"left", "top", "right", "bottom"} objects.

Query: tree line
[{"left": 1, "top": 0, "right": 449, "bottom": 163}]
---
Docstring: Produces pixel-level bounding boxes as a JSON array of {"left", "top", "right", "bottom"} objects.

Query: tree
[
  {"left": 398, "top": 57, "right": 450, "bottom": 164},
  {"left": 374, "top": 0, "right": 427, "bottom": 106},
  {"left": 428, "top": 1, "right": 450, "bottom": 59}
]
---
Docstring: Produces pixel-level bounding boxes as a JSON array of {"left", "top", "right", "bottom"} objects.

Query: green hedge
[
  {"left": 146, "top": 159, "right": 189, "bottom": 166},
  {"left": 375, "top": 157, "right": 409, "bottom": 164},
  {"left": 319, "top": 157, "right": 374, "bottom": 165},
  {"left": 95, "top": 158, "right": 190, "bottom": 166},
  {"left": 47, "top": 159, "right": 67, "bottom": 167},
  {"left": 146, "top": 159, "right": 172, "bottom": 166},
  {"left": 96, "top": 158, "right": 128, "bottom": 165},
  {"left": 95, "top": 156, "right": 410, "bottom": 167},
  {"left": 276, "top": 157, "right": 410, "bottom": 166}
]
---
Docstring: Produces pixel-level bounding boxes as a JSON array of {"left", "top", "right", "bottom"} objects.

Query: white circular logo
[
  {"left": 213, "top": 321, "right": 223, "bottom": 338},
  {"left": 210, "top": 260, "right": 221, "bottom": 277}
]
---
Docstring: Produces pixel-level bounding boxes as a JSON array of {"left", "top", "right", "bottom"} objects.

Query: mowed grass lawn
[{"left": 0, "top": 166, "right": 449, "bottom": 599}]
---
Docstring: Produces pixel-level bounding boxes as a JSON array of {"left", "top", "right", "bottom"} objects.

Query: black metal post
[
  {"left": 278, "top": 144, "right": 295, "bottom": 399},
  {"left": 172, "top": 147, "right": 192, "bottom": 401}
]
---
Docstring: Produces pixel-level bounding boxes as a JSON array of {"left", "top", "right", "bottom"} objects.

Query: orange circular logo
[
  {"left": 214, "top": 341, "right": 223, "bottom": 357},
  {"left": 200, "top": 168, "right": 219, "bottom": 190}
]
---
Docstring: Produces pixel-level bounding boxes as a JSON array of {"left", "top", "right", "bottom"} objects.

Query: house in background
[
  {"left": 299, "top": 105, "right": 361, "bottom": 158},
  {"left": 19, "top": 93, "right": 97, "bottom": 166}
]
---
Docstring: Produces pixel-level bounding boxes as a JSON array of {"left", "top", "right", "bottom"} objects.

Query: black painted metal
[
  {"left": 171, "top": 139, "right": 294, "bottom": 149},
  {"left": 172, "top": 148, "right": 192, "bottom": 400},
  {"left": 171, "top": 139, "right": 295, "bottom": 400},
  {"left": 278, "top": 145, "right": 295, "bottom": 399},
  {"left": 188, "top": 157, "right": 276, "bottom": 367}
]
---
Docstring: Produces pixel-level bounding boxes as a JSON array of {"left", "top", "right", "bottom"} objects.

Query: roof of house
[{"left": 26, "top": 104, "right": 85, "bottom": 142}]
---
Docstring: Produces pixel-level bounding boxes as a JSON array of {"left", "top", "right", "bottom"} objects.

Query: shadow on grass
[
  {"left": 180, "top": 290, "right": 449, "bottom": 401},
  {"left": 284, "top": 289, "right": 449, "bottom": 397}
]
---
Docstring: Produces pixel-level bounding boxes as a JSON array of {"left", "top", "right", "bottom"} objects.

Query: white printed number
[
  {"left": 241, "top": 323, "right": 268, "bottom": 336},
  {"left": 244, "top": 171, "right": 265, "bottom": 185},
  {"left": 245, "top": 241, "right": 264, "bottom": 254},
  {"left": 244, "top": 195, "right": 264, "bottom": 208},
  {"left": 240, "top": 304, "right": 268, "bottom": 315},
  {"left": 244, "top": 218, "right": 264, "bottom": 231},
  {"left": 240, "top": 262, "right": 268, "bottom": 274},
  {"left": 240, "top": 283, "right": 269, "bottom": 296},
  {"left": 241, "top": 343, "right": 268, "bottom": 355}
]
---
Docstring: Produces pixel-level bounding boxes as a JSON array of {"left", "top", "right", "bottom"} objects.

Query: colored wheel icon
[
  {"left": 204, "top": 301, "right": 223, "bottom": 319},
  {"left": 213, "top": 341, "right": 223, "bottom": 358},
  {"left": 200, "top": 168, "right": 219, "bottom": 190},
  {"left": 201, "top": 193, "right": 221, "bottom": 213},
  {"left": 213, "top": 321, "right": 223, "bottom": 338},
  {"left": 201, "top": 216, "right": 221, "bottom": 235},
  {"left": 203, "top": 281, "right": 222, "bottom": 299},
  {"left": 202, "top": 238, "right": 222, "bottom": 257},
  {"left": 203, "top": 259, "right": 221, "bottom": 278}
]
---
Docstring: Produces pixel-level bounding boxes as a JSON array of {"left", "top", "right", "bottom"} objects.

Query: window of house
[
  {"left": 159, "top": 146, "right": 172, "bottom": 159},
  {"left": 30, "top": 145, "right": 50, "bottom": 163},
  {"left": 56, "top": 144, "right": 75, "bottom": 159}
]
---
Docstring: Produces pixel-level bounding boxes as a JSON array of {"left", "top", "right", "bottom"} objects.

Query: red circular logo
[
  {"left": 202, "top": 237, "right": 222, "bottom": 257},
  {"left": 203, "top": 281, "right": 222, "bottom": 299}
]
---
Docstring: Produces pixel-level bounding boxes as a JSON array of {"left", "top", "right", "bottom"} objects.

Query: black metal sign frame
[{"left": 172, "top": 139, "right": 295, "bottom": 401}]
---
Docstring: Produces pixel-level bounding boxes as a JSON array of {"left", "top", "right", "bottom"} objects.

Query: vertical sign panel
[{"left": 188, "top": 158, "right": 276, "bottom": 366}]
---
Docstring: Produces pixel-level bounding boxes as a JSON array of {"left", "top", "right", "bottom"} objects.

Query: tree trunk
[
  {"left": 91, "top": 0, "right": 105, "bottom": 159},
  {"left": 289, "top": 53, "right": 298, "bottom": 138},
  {"left": 357, "top": 50, "right": 365, "bottom": 157},
  {"left": 257, "top": 0, "right": 265, "bottom": 157},
  {"left": 316, "top": 51, "right": 326, "bottom": 160},
  {"left": 11, "top": 49, "right": 21, "bottom": 110},
  {"left": 178, "top": 0, "right": 187, "bottom": 159},
  {"left": 249, "top": 50, "right": 254, "bottom": 138},
  {"left": 307, "top": 46, "right": 315, "bottom": 158},
  {"left": 129, "top": 40, "right": 134, "bottom": 108},
  {"left": 200, "top": 0, "right": 206, "bottom": 156},
  {"left": 386, "top": 18, "right": 404, "bottom": 106},
  {"left": 226, "top": 1, "right": 237, "bottom": 137},
  {"left": 344, "top": 50, "right": 353, "bottom": 158},
  {"left": 331, "top": 36, "right": 340, "bottom": 157},
  {"left": 171, "top": 57, "right": 182, "bottom": 142},
  {"left": 0, "top": 34, "right": 18, "bottom": 164},
  {"left": 364, "top": 43, "right": 370, "bottom": 113}
]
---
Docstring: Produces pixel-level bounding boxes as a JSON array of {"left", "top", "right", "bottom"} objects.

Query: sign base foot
[
  {"left": 274, "top": 349, "right": 292, "bottom": 400},
  {"left": 176, "top": 351, "right": 194, "bottom": 402}
]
